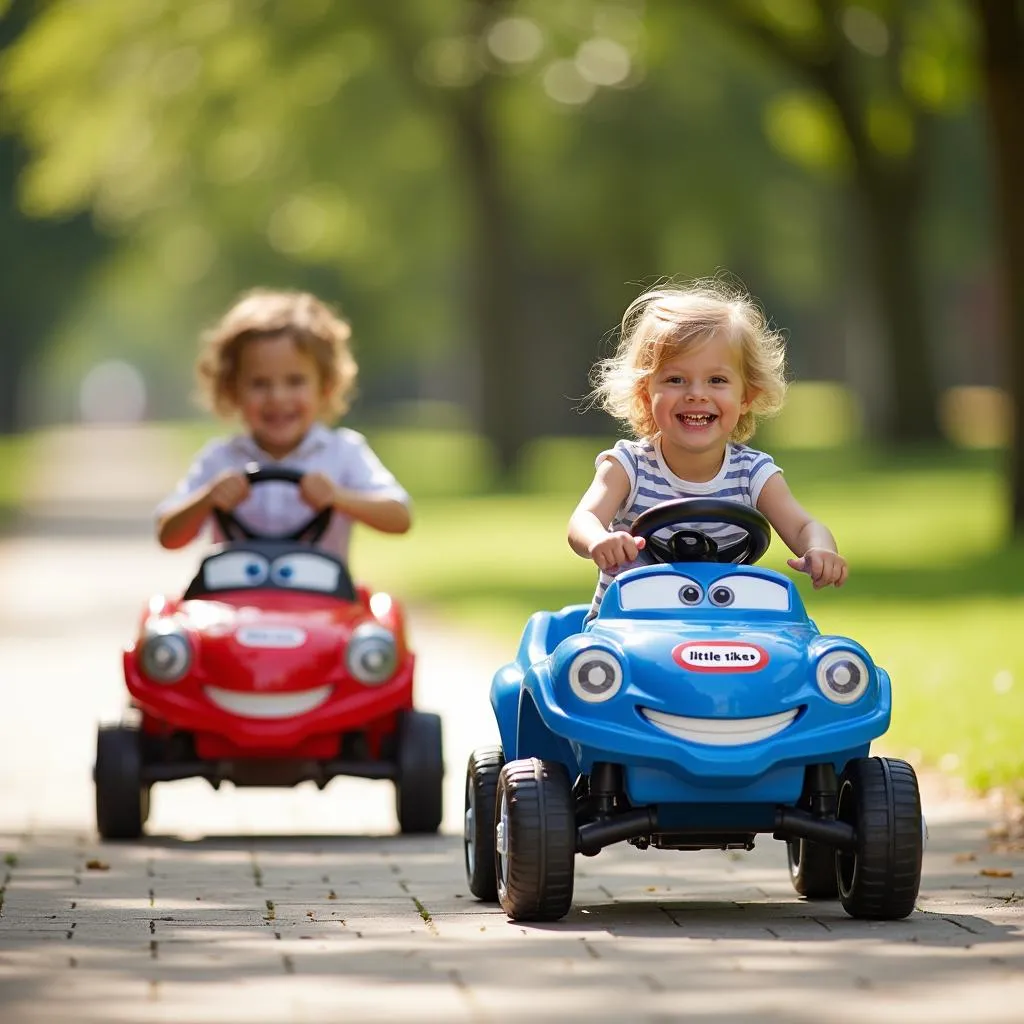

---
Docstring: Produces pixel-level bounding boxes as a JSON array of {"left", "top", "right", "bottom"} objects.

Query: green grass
[
  {"left": 349, "top": 440, "right": 1023, "bottom": 793},
  {"left": 144, "top": 419, "right": 1024, "bottom": 791},
  {"left": 0, "top": 434, "right": 32, "bottom": 530}
]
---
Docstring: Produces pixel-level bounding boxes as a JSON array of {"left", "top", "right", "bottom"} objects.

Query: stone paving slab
[
  {"left": 1, "top": 426, "right": 1023, "bottom": 1022},
  {"left": 2, "top": 820, "right": 1023, "bottom": 1023}
]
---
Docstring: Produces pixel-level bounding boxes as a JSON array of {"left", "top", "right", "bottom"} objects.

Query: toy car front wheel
[
  {"left": 495, "top": 758, "right": 575, "bottom": 921},
  {"left": 464, "top": 746, "right": 504, "bottom": 901},
  {"left": 94, "top": 724, "right": 147, "bottom": 840},
  {"left": 787, "top": 838, "right": 839, "bottom": 899},
  {"left": 395, "top": 710, "right": 444, "bottom": 834},
  {"left": 836, "top": 757, "right": 923, "bottom": 920}
]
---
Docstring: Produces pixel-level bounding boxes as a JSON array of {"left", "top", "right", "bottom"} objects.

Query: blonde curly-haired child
[{"left": 568, "top": 279, "right": 847, "bottom": 616}]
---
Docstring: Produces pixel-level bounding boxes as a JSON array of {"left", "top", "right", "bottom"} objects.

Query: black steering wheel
[
  {"left": 630, "top": 498, "right": 771, "bottom": 566},
  {"left": 213, "top": 463, "right": 332, "bottom": 543}
]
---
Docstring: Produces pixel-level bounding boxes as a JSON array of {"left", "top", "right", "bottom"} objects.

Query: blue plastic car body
[
  {"left": 491, "top": 561, "right": 889, "bottom": 830},
  {"left": 464, "top": 498, "right": 922, "bottom": 922}
]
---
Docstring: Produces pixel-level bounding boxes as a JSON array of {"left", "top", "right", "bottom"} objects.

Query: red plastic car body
[
  {"left": 125, "top": 585, "right": 414, "bottom": 761},
  {"left": 93, "top": 468, "right": 443, "bottom": 839}
]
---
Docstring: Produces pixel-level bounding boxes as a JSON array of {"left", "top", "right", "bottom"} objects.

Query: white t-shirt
[
  {"left": 589, "top": 437, "right": 782, "bottom": 615},
  {"left": 155, "top": 423, "right": 409, "bottom": 562}
]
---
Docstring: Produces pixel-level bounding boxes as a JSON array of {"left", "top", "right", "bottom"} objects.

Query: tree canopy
[{"left": 0, "top": 0, "right": 998, "bottom": 470}]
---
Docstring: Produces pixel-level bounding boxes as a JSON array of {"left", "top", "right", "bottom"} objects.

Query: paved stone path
[{"left": 1, "top": 426, "right": 1022, "bottom": 1022}]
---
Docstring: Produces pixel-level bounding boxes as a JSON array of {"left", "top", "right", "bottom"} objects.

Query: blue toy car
[{"left": 464, "top": 498, "right": 923, "bottom": 921}]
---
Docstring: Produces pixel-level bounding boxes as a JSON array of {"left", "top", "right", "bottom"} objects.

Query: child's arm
[
  {"left": 300, "top": 473, "right": 411, "bottom": 534},
  {"left": 755, "top": 473, "right": 847, "bottom": 588},
  {"left": 568, "top": 459, "right": 645, "bottom": 570},
  {"left": 157, "top": 470, "right": 250, "bottom": 550}
]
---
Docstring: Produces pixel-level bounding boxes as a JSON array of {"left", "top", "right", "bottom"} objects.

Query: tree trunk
[
  {"left": 976, "top": 1, "right": 1024, "bottom": 533},
  {"left": 0, "top": 152, "right": 108, "bottom": 435},
  {"left": 447, "top": 0, "right": 527, "bottom": 479},
  {"left": 454, "top": 88, "right": 525, "bottom": 478},
  {"left": 856, "top": 166, "right": 941, "bottom": 442},
  {"left": 0, "top": 346, "right": 25, "bottom": 434}
]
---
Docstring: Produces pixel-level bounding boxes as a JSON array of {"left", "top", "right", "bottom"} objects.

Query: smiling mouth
[
  {"left": 677, "top": 412, "right": 717, "bottom": 427},
  {"left": 640, "top": 706, "right": 800, "bottom": 746},
  {"left": 204, "top": 685, "right": 332, "bottom": 718}
]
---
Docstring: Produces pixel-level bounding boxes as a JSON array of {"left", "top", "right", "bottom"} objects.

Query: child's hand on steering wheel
[
  {"left": 299, "top": 472, "right": 340, "bottom": 512},
  {"left": 589, "top": 531, "right": 646, "bottom": 572},
  {"left": 207, "top": 471, "right": 250, "bottom": 511}
]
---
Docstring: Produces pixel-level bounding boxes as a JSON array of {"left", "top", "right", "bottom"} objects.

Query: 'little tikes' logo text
[
  {"left": 672, "top": 641, "right": 768, "bottom": 672},
  {"left": 236, "top": 625, "right": 307, "bottom": 649}
]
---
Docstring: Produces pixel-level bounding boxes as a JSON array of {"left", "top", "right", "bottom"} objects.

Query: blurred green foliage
[
  {"left": 346, "top": 433, "right": 1022, "bottom": 791},
  {"left": 0, "top": 0, "right": 995, "bottom": 455}
]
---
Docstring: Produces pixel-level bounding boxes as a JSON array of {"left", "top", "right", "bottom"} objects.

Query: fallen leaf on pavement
[
  {"left": 979, "top": 868, "right": 1014, "bottom": 878},
  {"left": 85, "top": 860, "right": 109, "bottom": 871}
]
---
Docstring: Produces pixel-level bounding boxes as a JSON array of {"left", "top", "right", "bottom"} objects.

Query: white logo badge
[
  {"left": 672, "top": 641, "right": 768, "bottom": 672},
  {"left": 235, "top": 625, "right": 307, "bottom": 649}
]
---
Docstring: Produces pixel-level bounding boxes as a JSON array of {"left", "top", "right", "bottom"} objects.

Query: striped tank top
[{"left": 588, "top": 437, "right": 782, "bottom": 616}]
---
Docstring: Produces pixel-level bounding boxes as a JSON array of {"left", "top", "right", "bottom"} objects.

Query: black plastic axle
[
  {"left": 577, "top": 808, "right": 658, "bottom": 856},
  {"left": 773, "top": 806, "right": 856, "bottom": 850}
]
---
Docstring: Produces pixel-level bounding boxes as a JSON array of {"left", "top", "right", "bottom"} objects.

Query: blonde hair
[
  {"left": 589, "top": 279, "right": 787, "bottom": 442},
  {"left": 195, "top": 288, "right": 357, "bottom": 420}
]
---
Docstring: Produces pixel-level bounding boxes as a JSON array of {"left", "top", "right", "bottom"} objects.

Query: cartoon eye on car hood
[
  {"left": 183, "top": 542, "right": 357, "bottom": 601},
  {"left": 596, "top": 562, "right": 804, "bottom": 624}
]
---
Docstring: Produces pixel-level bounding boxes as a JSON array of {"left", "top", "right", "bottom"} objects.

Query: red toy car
[{"left": 93, "top": 466, "right": 443, "bottom": 839}]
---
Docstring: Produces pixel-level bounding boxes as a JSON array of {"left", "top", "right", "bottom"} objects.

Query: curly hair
[
  {"left": 195, "top": 289, "right": 357, "bottom": 420},
  {"left": 588, "top": 279, "right": 788, "bottom": 443}
]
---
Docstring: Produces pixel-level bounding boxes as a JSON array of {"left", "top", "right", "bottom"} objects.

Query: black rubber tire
[
  {"left": 836, "top": 757, "right": 923, "bottom": 920},
  {"left": 464, "top": 746, "right": 504, "bottom": 901},
  {"left": 94, "top": 725, "right": 146, "bottom": 840},
  {"left": 787, "top": 838, "right": 839, "bottom": 899},
  {"left": 395, "top": 711, "right": 444, "bottom": 834},
  {"left": 496, "top": 758, "right": 575, "bottom": 921}
]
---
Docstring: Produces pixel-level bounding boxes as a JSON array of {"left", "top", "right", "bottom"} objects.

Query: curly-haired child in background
[
  {"left": 568, "top": 279, "right": 847, "bottom": 616},
  {"left": 156, "top": 289, "right": 411, "bottom": 559}
]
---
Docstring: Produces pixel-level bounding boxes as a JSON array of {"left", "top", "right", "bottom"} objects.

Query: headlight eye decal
[
  {"left": 568, "top": 649, "right": 623, "bottom": 703},
  {"left": 815, "top": 650, "right": 870, "bottom": 705},
  {"left": 140, "top": 620, "right": 192, "bottom": 683},
  {"left": 346, "top": 624, "right": 398, "bottom": 685}
]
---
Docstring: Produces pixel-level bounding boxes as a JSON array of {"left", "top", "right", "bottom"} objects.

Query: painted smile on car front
[
  {"left": 203, "top": 685, "right": 333, "bottom": 719},
  {"left": 640, "top": 706, "right": 800, "bottom": 746}
]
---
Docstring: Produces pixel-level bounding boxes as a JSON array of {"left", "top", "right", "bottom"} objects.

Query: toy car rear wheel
[
  {"left": 395, "top": 710, "right": 444, "bottom": 834},
  {"left": 464, "top": 746, "right": 504, "bottom": 901},
  {"left": 94, "top": 725, "right": 147, "bottom": 840},
  {"left": 495, "top": 758, "right": 575, "bottom": 921},
  {"left": 787, "top": 838, "right": 839, "bottom": 899},
  {"left": 836, "top": 756, "right": 923, "bottom": 920}
]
